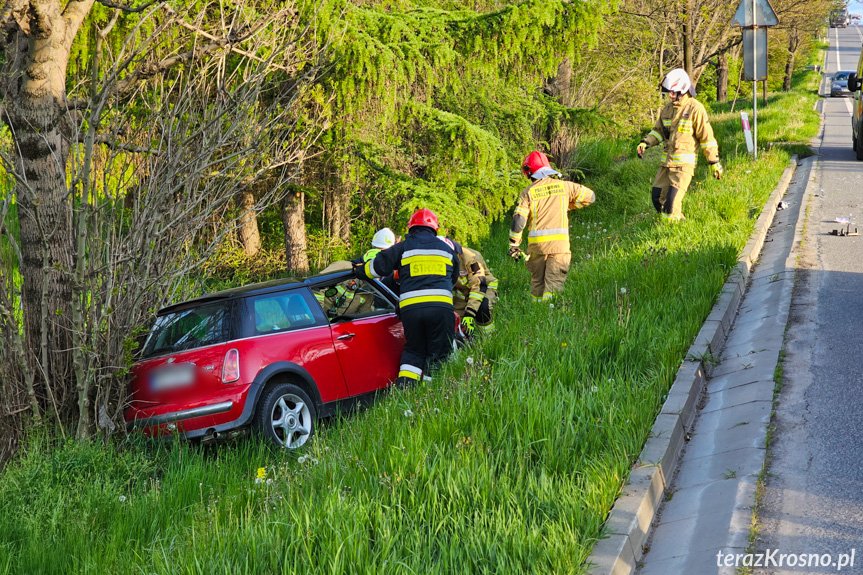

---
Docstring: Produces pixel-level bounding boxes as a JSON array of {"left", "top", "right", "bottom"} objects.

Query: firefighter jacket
[
  {"left": 453, "top": 247, "right": 498, "bottom": 318},
  {"left": 356, "top": 227, "right": 458, "bottom": 309},
  {"left": 641, "top": 94, "right": 719, "bottom": 169},
  {"left": 509, "top": 177, "right": 596, "bottom": 255},
  {"left": 315, "top": 280, "right": 373, "bottom": 317}
]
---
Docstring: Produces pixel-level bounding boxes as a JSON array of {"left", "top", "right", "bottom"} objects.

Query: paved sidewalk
[{"left": 634, "top": 157, "right": 814, "bottom": 575}]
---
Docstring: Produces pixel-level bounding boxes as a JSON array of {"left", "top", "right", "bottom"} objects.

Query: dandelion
[
  {"left": 118, "top": 495, "right": 127, "bottom": 503},
  {"left": 561, "top": 342, "right": 567, "bottom": 347},
  {"left": 591, "top": 386, "right": 598, "bottom": 393},
  {"left": 404, "top": 409, "right": 414, "bottom": 418},
  {"left": 255, "top": 477, "right": 263, "bottom": 484},
  {"left": 549, "top": 303, "right": 555, "bottom": 309},
  {"left": 466, "top": 357, "right": 474, "bottom": 365},
  {"left": 620, "top": 287, "right": 627, "bottom": 295},
  {"left": 312, "top": 458, "right": 320, "bottom": 465},
  {"left": 586, "top": 254, "right": 592, "bottom": 259},
  {"left": 266, "top": 478, "right": 273, "bottom": 485},
  {"left": 256, "top": 467, "right": 266, "bottom": 480},
  {"left": 603, "top": 229, "right": 607, "bottom": 232},
  {"left": 434, "top": 408, "right": 441, "bottom": 414},
  {"left": 298, "top": 456, "right": 307, "bottom": 464}
]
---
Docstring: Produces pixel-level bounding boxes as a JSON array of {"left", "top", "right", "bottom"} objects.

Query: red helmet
[
  {"left": 407, "top": 208, "right": 439, "bottom": 231},
  {"left": 521, "top": 151, "right": 551, "bottom": 179}
]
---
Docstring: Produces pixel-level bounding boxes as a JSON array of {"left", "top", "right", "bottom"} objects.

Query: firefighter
[
  {"left": 637, "top": 68, "right": 723, "bottom": 222},
  {"left": 363, "top": 227, "right": 396, "bottom": 261},
  {"left": 356, "top": 227, "right": 400, "bottom": 295},
  {"left": 447, "top": 239, "right": 498, "bottom": 338},
  {"left": 354, "top": 208, "right": 459, "bottom": 386},
  {"left": 509, "top": 151, "right": 596, "bottom": 302}
]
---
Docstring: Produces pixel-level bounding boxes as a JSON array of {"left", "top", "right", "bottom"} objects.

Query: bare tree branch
[{"left": 95, "top": 0, "right": 163, "bottom": 13}]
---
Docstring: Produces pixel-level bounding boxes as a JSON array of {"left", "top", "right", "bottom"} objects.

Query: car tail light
[{"left": 222, "top": 349, "right": 240, "bottom": 383}]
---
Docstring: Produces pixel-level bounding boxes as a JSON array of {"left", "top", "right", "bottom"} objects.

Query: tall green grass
[{"left": 0, "top": 67, "right": 821, "bottom": 574}]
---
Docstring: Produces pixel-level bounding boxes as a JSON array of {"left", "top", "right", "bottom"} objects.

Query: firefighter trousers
[
  {"left": 475, "top": 289, "right": 496, "bottom": 333},
  {"left": 651, "top": 166, "right": 694, "bottom": 219},
  {"left": 525, "top": 249, "right": 571, "bottom": 301},
  {"left": 396, "top": 305, "right": 455, "bottom": 385}
]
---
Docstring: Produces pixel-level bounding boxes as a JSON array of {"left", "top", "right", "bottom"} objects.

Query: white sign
[{"left": 740, "top": 112, "right": 754, "bottom": 154}]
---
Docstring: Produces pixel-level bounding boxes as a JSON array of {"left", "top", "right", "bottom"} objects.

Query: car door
[{"left": 313, "top": 278, "right": 405, "bottom": 396}]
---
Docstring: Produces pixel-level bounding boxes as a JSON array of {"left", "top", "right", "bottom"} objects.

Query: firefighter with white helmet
[
  {"left": 509, "top": 151, "right": 596, "bottom": 302},
  {"left": 637, "top": 68, "right": 723, "bottom": 222},
  {"left": 363, "top": 227, "right": 396, "bottom": 262},
  {"left": 354, "top": 209, "right": 459, "bottom": 386}
]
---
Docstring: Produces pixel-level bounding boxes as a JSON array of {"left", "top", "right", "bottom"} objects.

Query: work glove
[
  {"left": 351, "top": 261, "right": 363, "bottom": 278},
  {"left": 508, "top": 244, "right": 522, "bottom": 260},
  {"left": 710, "top": 162, "right": 723, "bottom": 180},
  {"left": 460, "top": 316, "right": 475, "bottom": 337},
  {"left": 636, "top": 142, "right": 648, "bottom": 159}
]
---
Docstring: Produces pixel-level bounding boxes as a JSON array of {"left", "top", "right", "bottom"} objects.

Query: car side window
[
  {"left": 247, "top": 292, "right": 318, "bottom": 335},
  {"left": 312, "top": 278, "right": 395, "bottom": 322}
]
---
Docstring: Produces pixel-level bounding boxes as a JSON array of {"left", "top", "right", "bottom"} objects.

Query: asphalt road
[{"left": 754, "top": 26, "right": 863, "bottom": 575}]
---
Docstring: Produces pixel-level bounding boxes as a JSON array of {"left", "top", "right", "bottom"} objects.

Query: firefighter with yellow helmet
[
  {"left": 509, "top": 151, "right": 596, "bottom": 302},
  {"left": 637, "top": 68, "right": 723, "bottom": 222}
]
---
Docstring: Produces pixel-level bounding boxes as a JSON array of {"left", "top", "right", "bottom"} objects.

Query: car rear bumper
[{"left": 125, "top": 385, "right": 253, "bottom": 439}]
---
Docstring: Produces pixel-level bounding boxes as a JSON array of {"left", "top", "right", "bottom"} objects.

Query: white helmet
[
  {"left": 661, "top": 69, "right": 696, "bottom": 97},
  {"left": 371, "top": 227, "right": 396, "bottom": 249}
]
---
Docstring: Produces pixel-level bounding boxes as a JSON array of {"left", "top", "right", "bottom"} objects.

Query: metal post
[{"left": 752, "top": 0, "right": 758, "bottom": 159}]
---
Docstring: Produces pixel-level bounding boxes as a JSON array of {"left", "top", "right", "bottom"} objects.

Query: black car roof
[{"left": 158, "top": 269, "right": 355, "bottom": 315}]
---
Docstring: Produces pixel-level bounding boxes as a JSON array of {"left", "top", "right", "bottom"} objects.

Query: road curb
[{"left": 587, "top": 155, "right": 799, "bottom": 575}]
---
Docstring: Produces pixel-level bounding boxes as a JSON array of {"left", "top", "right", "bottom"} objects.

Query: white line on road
[
  {"left": 845, "top": 97, "right": 853, "bottom": 115},
  {"left": 835, "top": 27, "right": 842, "bottom": 70}
]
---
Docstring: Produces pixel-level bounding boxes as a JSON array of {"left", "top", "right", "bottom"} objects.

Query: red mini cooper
[{"left": 125, "top": 264, "right": 405, "bottom": 448}]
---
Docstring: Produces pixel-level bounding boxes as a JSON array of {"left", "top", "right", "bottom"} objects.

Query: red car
[{"left": 125, "top": 265, "right": 405, "bottom": 448}]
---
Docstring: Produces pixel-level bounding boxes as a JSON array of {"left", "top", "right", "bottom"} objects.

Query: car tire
[{"left": 254, "top": 382, "right": 316, "bottom": 448}]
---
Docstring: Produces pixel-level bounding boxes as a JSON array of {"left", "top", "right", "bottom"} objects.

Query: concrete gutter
[{"left": 587, "top": 155, "right": 799, "bottom": 575}]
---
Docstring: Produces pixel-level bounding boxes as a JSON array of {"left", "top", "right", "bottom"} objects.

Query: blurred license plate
[{"left": 150, "top": 364, "right": 194, "bottom": 391}]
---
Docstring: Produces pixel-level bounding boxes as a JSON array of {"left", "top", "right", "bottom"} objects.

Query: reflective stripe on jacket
[
  {"left": 642, "top": 94, "right": 719, "bottom": 169},
  {"left": 509, "top": 177, "right": 596, "bottom": 255}
]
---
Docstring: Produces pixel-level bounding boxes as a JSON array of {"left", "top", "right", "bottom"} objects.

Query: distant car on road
[
  {"left": 831, "top": 70, "right": 855, "bottom": 97},
  {"left": 125, "top": 265, "right": 406, "bottom": 448},
  {"left": 830, "top": 8, "right": 850, "bottom": 27}
]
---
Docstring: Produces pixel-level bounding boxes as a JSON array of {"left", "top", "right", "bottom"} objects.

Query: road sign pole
[{"left": 752, "top": 0, "right": 758, "bottom": 159}]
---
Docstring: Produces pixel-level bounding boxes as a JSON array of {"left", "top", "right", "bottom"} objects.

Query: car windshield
[
  {"left": 141, "top": 302, "right": 229, "bottom": 358},
  {"left": 835, "top": 73, "right": 850, "bottom": 81}
]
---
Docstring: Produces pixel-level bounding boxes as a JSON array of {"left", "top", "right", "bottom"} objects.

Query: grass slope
[{"left": 0, "top": 67, "right": 822, "bottom": 574}]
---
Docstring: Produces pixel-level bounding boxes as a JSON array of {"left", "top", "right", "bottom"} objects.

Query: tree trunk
[
  {"left": 283, "top": 189, "right": 309, "bottom": 273},
  {"left": 545, "top": 58, "right": 577, "bottom": 170},
  {"left": 682, "top": 0, "right": 693, "bottom": 76},
  {"left": 716, "top": 54, "right": 729, "bottom": 102},
  {"left": 328, "top": 180, "right": 352, "bottom": 245},
  {"left": 237, "top": 190, "right": 261, "bottom": 257},
  {"left": 783, "top": 32, "right": 800, "bottom": 92},
  {"left": 2, "top": 1, "right": 94, "bottom": 418}
]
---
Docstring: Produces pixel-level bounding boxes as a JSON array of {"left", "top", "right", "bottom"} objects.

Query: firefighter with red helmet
[
  {"left": 509, "top": 151, "right": 596, "bottom": 302},
  {"left": 354, "top": 208, "right": 459, "bottom": 386},
  {"left": 637, "top": 68, "right": 722, "bottom": 222}
]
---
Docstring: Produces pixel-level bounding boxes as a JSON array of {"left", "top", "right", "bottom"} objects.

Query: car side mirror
[{"left": 849, "top": 73, "right": 859, "bottom": 91}]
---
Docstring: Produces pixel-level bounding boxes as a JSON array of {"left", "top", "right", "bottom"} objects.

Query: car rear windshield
[{"left": 141, "top": 302, "right": 230, "bottom": 359}]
